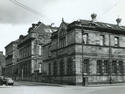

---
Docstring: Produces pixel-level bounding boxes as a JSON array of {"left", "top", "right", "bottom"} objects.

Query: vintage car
[
  {"left": 0, "top": 76, "right": 5, "bottom": 85},
  {"left": 0, "top": 76, "right": 3, "bottom": 85},
  {"left": 4, "top": 77, "right": 14, "bottom": 86},
  {"left": 0, "top": 76, "right": 14, "bottom": 86}
]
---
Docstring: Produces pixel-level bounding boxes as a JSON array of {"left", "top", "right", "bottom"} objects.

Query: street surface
[{"left": 0, "top": 81, "right": 125, "bottom": 94}]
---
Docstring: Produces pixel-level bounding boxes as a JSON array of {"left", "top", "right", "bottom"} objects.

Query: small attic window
[{"left": 114, "top": 37, "right": 119, "bottom": 46}]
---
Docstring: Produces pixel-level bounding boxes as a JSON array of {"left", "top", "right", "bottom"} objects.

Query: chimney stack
[
  {"left": 32, "top": 23, "right": 36, "bottom": 28},
  {"left": 37, "top": 21, "right": 41, "bottom": 26},
  {"left": 0, "top": 51, "right": 3, "bottom": 55},
  {"left": 116, "top": 18, "right": 122, "bottom": 26},
  {"left": 91, "top": 13, "right": 97, "bottom": 22}
]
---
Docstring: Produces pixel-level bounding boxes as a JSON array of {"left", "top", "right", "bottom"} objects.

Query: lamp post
[{"left": 109, "top": 33, "right": 112, "bottom": 84}]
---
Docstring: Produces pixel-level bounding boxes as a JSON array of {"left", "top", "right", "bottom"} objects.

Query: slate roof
[
  {"left": 68, "top": 19, "right": 125, "bottom": 34},
  {"left": 51, "top": 19, "right": 125, "bottom": 39},
  {"left": 80, "top": 20, "right": 125, "bottom": 30}
]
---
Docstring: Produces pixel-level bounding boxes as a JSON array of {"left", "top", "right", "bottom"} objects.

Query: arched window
[
  {"left": 59, "top": 28, "right": 66, "bottom": 37},
  {"left": 59, "top": 28, "right": 66, "bottom": 48}
]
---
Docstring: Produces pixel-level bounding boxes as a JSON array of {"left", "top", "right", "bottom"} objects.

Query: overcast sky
[{"left": 0, "top": 0, "right": 125, "bottom": 54}]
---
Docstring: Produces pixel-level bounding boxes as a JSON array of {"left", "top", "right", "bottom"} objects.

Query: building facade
[
  {"left": 4, "top": 16, "right": 125, "bottom": 85},
  {"left": 0, "top": 51, "right": 5, "bottom": 76},
  {"left": 4, "top": 41, "right": 19, "bottom": 78},
  {"left": 41, "top": 17, "right": 125, "bottom": 85},
  {"left": 14, "top": 22, "right": 56, "bottom": 81}
]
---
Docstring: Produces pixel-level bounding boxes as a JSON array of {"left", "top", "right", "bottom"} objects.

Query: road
[{"left": 0, "top": 81, "right": 125, "bottom": 94}]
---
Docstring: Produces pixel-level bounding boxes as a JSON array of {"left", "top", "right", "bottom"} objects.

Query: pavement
[
  {"left": 0, "top": 81, "right": 125, "bottom": 94},
  {"left": 14, "top": 81, "right": 63, "bottom": 87},
  {"left": 1, "top": 80, "right": 125, "bottom": 87},
  {"left": 14, "top": 80, "right": 125, "bottom": 87}
]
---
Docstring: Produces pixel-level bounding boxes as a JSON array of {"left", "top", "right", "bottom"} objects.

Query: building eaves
[
  {"left": 68, "top": 19, "right": 125, "bottom": 34},
  {"left": 5, "top": 40, "right": 18, "bottom": 48}
]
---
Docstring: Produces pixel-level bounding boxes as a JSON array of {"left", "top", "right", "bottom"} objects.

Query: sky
[{"left": 0, "top": 0, "right": 125, "bottom": 54}]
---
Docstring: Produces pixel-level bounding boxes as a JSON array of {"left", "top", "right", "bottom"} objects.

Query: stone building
[
  {"left": 15, "top": 22, "right": 57, "bottom": 81},
  {"left": 4, "top": 40, "right": 19, "bottom": 78},
  {"left": 0, "top": 51, "right": 5, "bottom": 76},
  {"left": 42, "top": 15, "right": 125, "bottom": 85},
  {"left": 4, "top": 15, "right": 125, "bottom": 85}
]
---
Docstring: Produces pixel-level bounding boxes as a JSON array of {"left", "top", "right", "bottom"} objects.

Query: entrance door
[{"left": 82, "top": 77, "right": 88, "bottom": 86}]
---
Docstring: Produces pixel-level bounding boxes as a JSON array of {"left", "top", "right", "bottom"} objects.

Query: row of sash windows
[
  {"left": 97, "top": 60, "right": 124, "bottom": 74},
  {"left": 48, "top": 58, "right": 74, "bottom": 76},
  {"left": 82, "top": 33, "right": 119, "bottom": 46},
  {"left": 48, "top": 59, "right": 124, "bottom": 76}
]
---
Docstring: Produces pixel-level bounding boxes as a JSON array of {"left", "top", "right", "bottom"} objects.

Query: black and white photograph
[{"left": 0, "top": 0, "right": 125, "bottom": 94}]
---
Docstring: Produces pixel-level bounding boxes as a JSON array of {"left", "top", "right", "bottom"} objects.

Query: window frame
[
  {"left": 97, "top": 60, "right": 102, "bottom": 74},
  {"left": 82, "top": 33, "right": 88, "bottom": 44},
  {"left": 114, "top": 36, "right": 119, "bottom": 47},
  {"left": 100, "top": 35, "right": 105, "bottom": 46}
]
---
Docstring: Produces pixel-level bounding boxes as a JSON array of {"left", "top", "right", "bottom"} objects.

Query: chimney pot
[
  {"left": 32, "top": 24, "right": 36, "bottom": 28},
  {"left": 37, "top": 21, "right": 41, "bottom": 25},
  {"left": 116, "top": 18, "right": 122, "bottom": 26},
  {"left": 91, "top": 13, "right": 97, "bottom": 22}
]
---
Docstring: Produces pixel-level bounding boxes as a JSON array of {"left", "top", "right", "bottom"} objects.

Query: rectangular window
[
  {"left": 38, "top": 45, "right": 42, "bottom": 56},
  {"left": 82, "top": 33, "right": 88, "bottom": 44},
  {"left": 38, "top": 63, "right": 42, "bottom": 73},
  {"left": 103, "top": 60, "right": 109, "bottom": 73},
  {"left": 48, "top": 63, "right": 51, "bottom": 75},
  {"left": 97, "top": 60, "right": 102, "bottom": 74},
  {"left": 48, "top": 46, "right": 51, "bottom": 57},
  {"left": 83, "top": 59, "right": 89, "bottom": 73},
  {"left": 67, "top": 58, "right": 73, "bottom": 75},
  {"left": 53, "top": 62, "right": 57, "bottom": 76},
  {"left": 112, "top": 61, "right": 117, "bottom": 73},
  {"left": 119, "top": 61, "right": 124, "bottom": 74},
  {"left": 114, "top": 37, "right": 119, "bottom": 46},
  {"left": 100, "top": 35, "right": 105, "bottom": 45},
  {"left": 60, "top": 61, "right": 65, "bottom": 76}
]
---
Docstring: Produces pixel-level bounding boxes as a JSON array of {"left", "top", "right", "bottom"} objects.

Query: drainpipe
[{"left": 81, "top": 24, "right": 85, "bottom": 86}]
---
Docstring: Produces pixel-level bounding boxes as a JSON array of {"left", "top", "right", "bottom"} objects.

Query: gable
[{"left": 58, "top": 21, "right": 68, "bottom": 37}]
